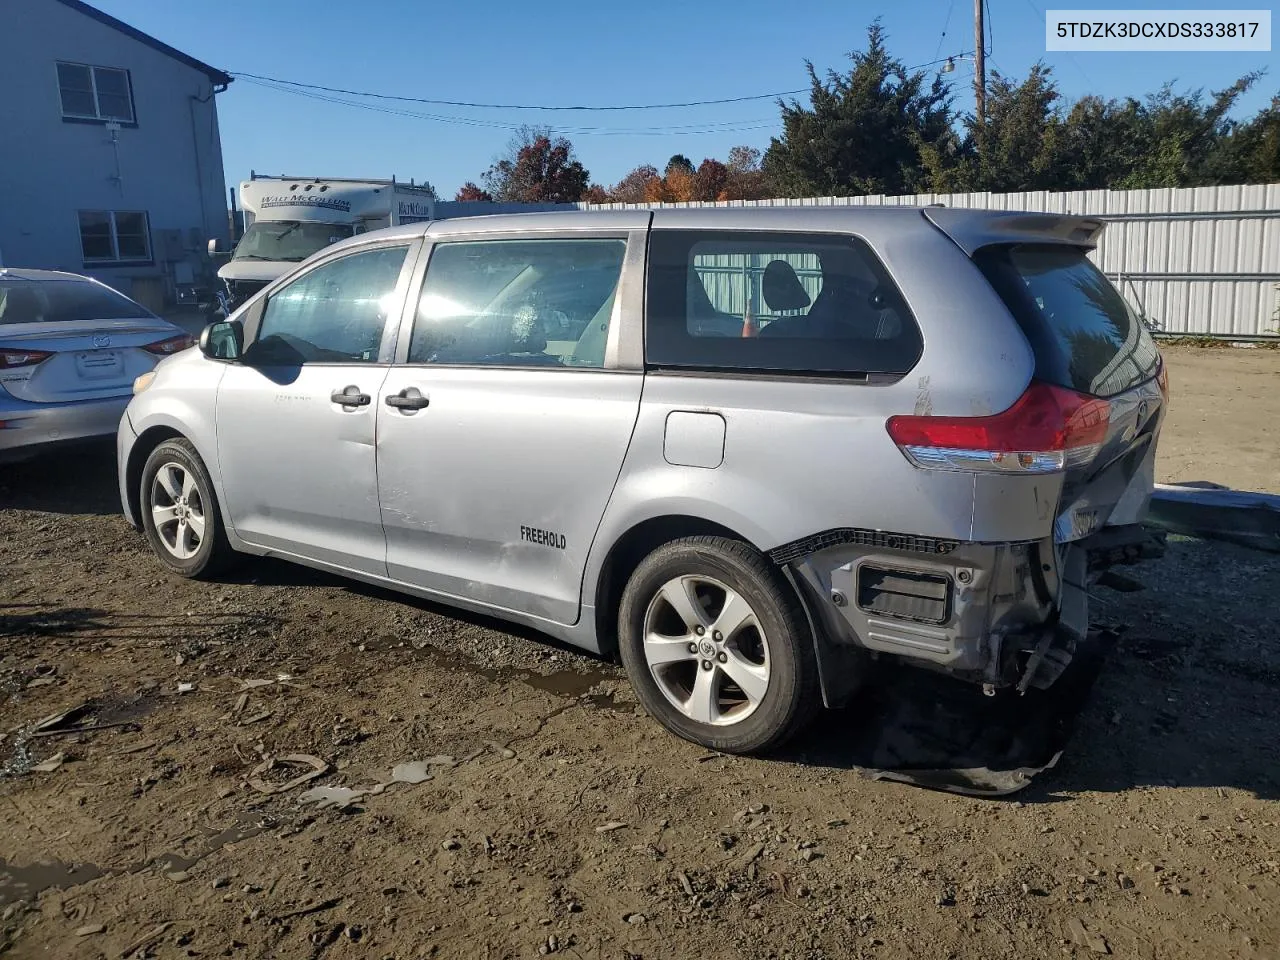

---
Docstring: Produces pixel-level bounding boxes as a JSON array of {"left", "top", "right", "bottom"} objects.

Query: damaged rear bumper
[{"left": 778, "top": 524, "right": 1161, "bottom": 708}]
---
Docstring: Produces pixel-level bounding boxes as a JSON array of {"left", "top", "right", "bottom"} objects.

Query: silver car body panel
[
  {"left": 119, "top": 207, "right": 1165, "bottom": 691},
  {"left": 212, "top": 238, "right": 421, "bottom": 575}
]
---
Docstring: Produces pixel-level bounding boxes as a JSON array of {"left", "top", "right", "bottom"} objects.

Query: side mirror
[
  {"left": 199, "top": 319, "right": 243, "bottom": 361},
  {"left": 207, "top": 237, "right": 231, "bottom": 263}
]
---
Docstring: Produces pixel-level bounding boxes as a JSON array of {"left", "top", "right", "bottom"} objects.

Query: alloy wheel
[
  {"left": 641, "top": 575, "right": 771, "bottom": 726},
  {"left": 150, "top": 461, "right": 206, "bottom": 560}
]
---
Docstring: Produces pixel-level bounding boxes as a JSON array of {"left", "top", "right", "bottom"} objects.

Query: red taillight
[
  {"left": 1156, "top": 357, "right": 1169, "bottom": 397},
  {"left": 886, "top": 381, "right": 1112, "bottom": 474},
  {"left": 143, "top": 334, "right": 195, "bottom": 356},
  {"left": 0, "top": 348, "right": 52, "bottom": 369}
]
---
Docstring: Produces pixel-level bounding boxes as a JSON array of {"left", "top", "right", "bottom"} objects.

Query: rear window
[
  {"left": 0, "top": 278, "right": 152, "bottom": 324},
  {"left": 975, "top": 244, "right": 1161, "bottom": 397},
  {"left": 645, "top": 230, "right": 923, "bottom": 376}
]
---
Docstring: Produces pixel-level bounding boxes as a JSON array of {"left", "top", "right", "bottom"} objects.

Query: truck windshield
[{"left": 232, "top": 221, "right": 355, "bottom": 263}]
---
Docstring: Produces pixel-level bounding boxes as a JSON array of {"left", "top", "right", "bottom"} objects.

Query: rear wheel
[
  {"left": 618, "top": 536, "right": 820, "bottom": 754},
  {"left": 140, "top": 438, "right": 235, "bottom": 578}
]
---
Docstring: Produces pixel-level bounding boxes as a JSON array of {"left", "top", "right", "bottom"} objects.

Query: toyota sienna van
[{"left": 119, "top": 207, "right": 1166, "bottom": 753}]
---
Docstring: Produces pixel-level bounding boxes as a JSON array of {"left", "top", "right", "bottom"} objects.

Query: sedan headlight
[{"left": 133, "top": 371, "right": 157, "bottom": 395}]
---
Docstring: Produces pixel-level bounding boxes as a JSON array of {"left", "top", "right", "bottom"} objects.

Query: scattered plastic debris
[
  {"left": 30, "top": 751, "right": 65, "bottom": 773},
  {"left": 1066, "top": 918, "right": 1111, "bottom": 954},
  {"left": 390, "top": 761, "right": 434, "bottom": 785},
  {"left": 246, "top": 754, "right": 329, "bottom": 795},
  {"left": 119, "top": 921, "right": 173, "bottom": 958},
  {"left": 595, "top": 821, "right": 628, "bottom": 833},
  {"left": 176, "top": 683, "right": 196, "bottom": 694},
  {"left": 298, "top": 785, "right": 365, "bottom": 810}
]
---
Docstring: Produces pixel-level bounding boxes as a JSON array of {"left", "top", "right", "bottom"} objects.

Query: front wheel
[
  {"left": 140, "top": 438, "right": 236, "bottom": 578},
  {"left": 618, "top": 536, "right": 820, "bottom": 754}
]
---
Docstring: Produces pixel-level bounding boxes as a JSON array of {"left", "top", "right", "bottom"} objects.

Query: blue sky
[{"left": 91, "top": 0, "right": 1276, "bottom": 198}]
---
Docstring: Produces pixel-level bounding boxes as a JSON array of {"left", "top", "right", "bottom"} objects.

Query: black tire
[
  {"left": 140, "top": 438, "right": 236, "bottom": 579},
  {"left": 618, "top": 535, "right": 820, "bottom": 754}
]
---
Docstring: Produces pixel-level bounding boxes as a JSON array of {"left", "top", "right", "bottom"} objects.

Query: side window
[
  {"left": 646, "top": 231, "right": 923, "bottom": 376},
  {"left": 409, "top": 238, "right": 626, "bottom": 368},
  {"left": 248, "top": 245, "right": 409, "bottom": 364}
]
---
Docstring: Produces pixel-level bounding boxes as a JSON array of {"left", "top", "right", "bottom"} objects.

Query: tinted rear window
[
  {"left": 0, "top": 278, "right": 152, "bottom": 324},
  {"left": 975, "top": 244, "right": 1160, "bottom": 397},
  {"left": 645, "top": 230, "right": 922, "bottom": 376}
]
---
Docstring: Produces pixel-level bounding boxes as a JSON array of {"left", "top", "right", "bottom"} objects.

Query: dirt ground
[
  {"left": 1155, "top": 346, "right": 1280, "bottom": 494},
  {"left": 1, "top": 344, "right": 1277, "bottom": 960}
]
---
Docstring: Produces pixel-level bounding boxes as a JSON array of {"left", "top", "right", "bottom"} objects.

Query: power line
[
  {"left": 1019, "top": 0, "right": 1093, "bottom": 84},
  {"left": 933, "top": 0, "right": 958, "bottom": 61},
  {"left": 237, "top": 76, "right": 777, "bottom": 137},
  {"left": 233, "top": 52, "right": 980, "bottom": 140},
  {"left": 229, "top": 71, "right": 809, "bottom": 112}
]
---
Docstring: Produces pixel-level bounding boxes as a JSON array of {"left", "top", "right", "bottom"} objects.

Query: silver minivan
[{"left": 118, "top": 208, "right": 1166, "bottom": 753}]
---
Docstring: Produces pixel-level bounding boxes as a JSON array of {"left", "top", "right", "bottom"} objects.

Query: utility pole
[{"left": 973, "top": 0, "right": 986, "bottom": 127}]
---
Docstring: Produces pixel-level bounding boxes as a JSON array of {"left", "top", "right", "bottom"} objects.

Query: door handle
[
  {"left": 331, "top": 386, "right": 371, "bottom": 407},
  {"left": 385, "top": 387, "right": 430, "bottom": 411}
]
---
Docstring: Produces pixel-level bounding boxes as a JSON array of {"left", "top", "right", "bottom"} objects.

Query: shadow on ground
[
  {"left": 0, "top": 440, "right": 119, "bottom": 515},
  {"left": 6, "top": 447, "right": 1278, "bottom": 799}
]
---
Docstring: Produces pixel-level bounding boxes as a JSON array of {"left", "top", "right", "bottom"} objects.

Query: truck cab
[{"left": 213, "top": 176, "right": 435, "bottom": 312}]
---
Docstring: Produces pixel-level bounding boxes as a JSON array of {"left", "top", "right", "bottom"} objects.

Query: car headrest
[{"left": 762, "top": 260, "right": 811, "bottom": 312}]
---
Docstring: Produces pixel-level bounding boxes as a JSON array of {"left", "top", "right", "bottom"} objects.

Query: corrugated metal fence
[{"left": 433, "top": 183, "right": 1280, "bottom": 337}]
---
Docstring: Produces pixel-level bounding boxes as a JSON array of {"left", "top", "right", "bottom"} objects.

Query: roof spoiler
[{"left": 923, "top": 208, "right": 1105, "bottom": 256}]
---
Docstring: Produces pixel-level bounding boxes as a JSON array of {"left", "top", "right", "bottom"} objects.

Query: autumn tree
[
  {"left": 609, "top": 164, "right": 662, "bottom": 203},
  {"left": 693, "top": 158, "right": 730, "bottom": 200},
  {"left": 763, "top": 23, "right": 958, "bottom": 197},
  {"left": 481, "top": 126, "right": 592, "bottom": 202},
  {"left": 643, "top": 176, "right": 674, "bottom": 202},
  {"left": 454, "top": 182, "right": 493, "bottom": 202},
  {"left": 722, "top": 146, "right": 770, "bottom": 199},
  {"left": 580, "top": 184, "right": 611, "bottom": 204},
  {"left": 665, "top": 164, "right": 698, "bottom": 201}
]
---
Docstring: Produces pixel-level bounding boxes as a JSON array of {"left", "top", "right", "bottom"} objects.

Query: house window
[
  {"left": 79, "top": 211, "right": 151, "bottom": 263},
  {"left": 57, "top": 62, "right": 135, "bottom": 123}
]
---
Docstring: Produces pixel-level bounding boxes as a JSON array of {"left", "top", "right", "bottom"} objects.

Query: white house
[{"left": 0, "top": 0, "right": 232, "bottom": 311}]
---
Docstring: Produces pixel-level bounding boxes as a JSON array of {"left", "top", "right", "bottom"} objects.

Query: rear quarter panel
[{"left": 588, "top": 217, "right": 1057, "bottom": 587}]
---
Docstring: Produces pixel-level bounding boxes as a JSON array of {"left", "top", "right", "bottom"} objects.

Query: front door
[
  {"left": 376, "top": 229, "right": 646, "bottom": 624},
  {"left": 216, "top": 241, "right": 417, "bottom": 575}
]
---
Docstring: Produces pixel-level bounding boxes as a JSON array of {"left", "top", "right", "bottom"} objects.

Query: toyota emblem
[{"left": 92, "top": 334, "right": 112, "bottom": 348}]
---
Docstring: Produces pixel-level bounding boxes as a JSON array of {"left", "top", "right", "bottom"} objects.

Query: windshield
[
  {"left": 0, "top": 278, "right": 154, "bottom": 324},
  {"left": 232, "top": 221, "right": 355, "bottom": 263}
]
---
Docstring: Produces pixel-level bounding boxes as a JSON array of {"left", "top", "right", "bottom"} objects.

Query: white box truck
[{"left": 209, "top": 174, "right": 437, "bottom": 315}]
